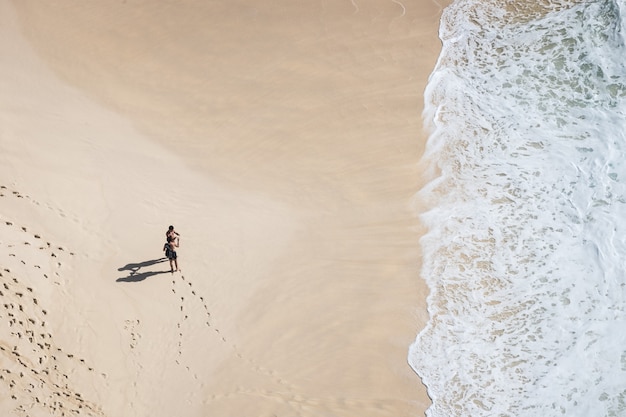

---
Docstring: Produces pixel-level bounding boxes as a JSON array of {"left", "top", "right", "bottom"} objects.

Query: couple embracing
[{"left": 163, "top": 225, "right": 180, "bottom": 273}]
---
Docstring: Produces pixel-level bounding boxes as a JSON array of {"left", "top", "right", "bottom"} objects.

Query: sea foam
[{"left": 410, "top": 0, "right": 626, "bottom": 415}]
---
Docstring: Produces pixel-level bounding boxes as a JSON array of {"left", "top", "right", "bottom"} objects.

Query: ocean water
[{"left": 409, "top": 0, "right": 626, "bottom": 416}]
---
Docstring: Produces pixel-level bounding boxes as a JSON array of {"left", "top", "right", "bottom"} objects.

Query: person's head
[{"left": 168, "top": 225, "right": 174, "bottom": 231}]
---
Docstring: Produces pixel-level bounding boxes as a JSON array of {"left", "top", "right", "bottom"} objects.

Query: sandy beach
[{"left": 0, "top": 1, "right": 449, "bottom": 416}]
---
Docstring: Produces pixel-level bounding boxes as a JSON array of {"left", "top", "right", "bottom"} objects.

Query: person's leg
[
  {"left": 169, "top": 258, "right": 174, "bottom": 272},
  {"left": 174, "top": 258, "right": 178, "bottom": 272}
]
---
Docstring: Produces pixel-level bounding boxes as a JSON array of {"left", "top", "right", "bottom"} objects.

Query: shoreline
[{"left": 2, "top": 1, "right": 450, "bottom": 415}]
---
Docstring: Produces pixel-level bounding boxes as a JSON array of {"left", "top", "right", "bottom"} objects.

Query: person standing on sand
[{"left": 163, "top": 234, "right": 180, "bottom": 273}]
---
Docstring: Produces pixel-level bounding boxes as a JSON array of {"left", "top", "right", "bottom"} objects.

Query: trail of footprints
[
  {"left": 169, "top": 277, "right": 382, "bottom": 412},
  {"left": 0, "top": 267, "right": 106, "bottom": 416},
  {"left": 170, "top": 275, "right": 299, "bottom": 401},
  {"left": 0, "top": 185, "right": 81, "bottom": 225},
  {"left": 123, "top": 319, "right": 141, "bottom": 350},
  {"left": 1, "top": 186, "right": 106, "bottom": 416}
]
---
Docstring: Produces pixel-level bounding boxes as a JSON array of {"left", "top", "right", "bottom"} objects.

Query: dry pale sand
[{"left": 0, "top": 0, "right": 450, "bottom": 416}]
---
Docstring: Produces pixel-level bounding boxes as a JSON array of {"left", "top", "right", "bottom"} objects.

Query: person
[
  {"left": 166, "top": 225, "right": 180, "bottom": 240},
  {"left": 163, "top": 235, "right": 180, "bottom": 273}
]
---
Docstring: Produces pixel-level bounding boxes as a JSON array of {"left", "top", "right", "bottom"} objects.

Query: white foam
[{"left": 410, "top": 0, "right": 626, "bottom": 415}]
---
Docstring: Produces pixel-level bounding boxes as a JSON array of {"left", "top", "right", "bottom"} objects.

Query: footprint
[
  {"left": 123, "top": 319, "right": 141, "bottom": 350},
  {"left": 170, "top": 275, "right": 296, "bottom": 396}
]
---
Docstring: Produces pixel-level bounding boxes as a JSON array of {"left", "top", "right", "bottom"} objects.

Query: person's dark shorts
[{"left": 168, "top": 251, "right": 177, "bottom": 260}]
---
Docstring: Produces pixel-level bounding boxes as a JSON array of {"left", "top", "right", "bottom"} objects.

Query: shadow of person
[
  {"left": 116, "top": 270, "right": 170, "bottom": 282},
  {"left": 117, "top": 258, "right": 169, "bottom": 282}
]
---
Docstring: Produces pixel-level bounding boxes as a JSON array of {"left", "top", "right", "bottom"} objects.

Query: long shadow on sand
[{"left": 116, "top": 258, "right": 170, "bottom": 282}]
